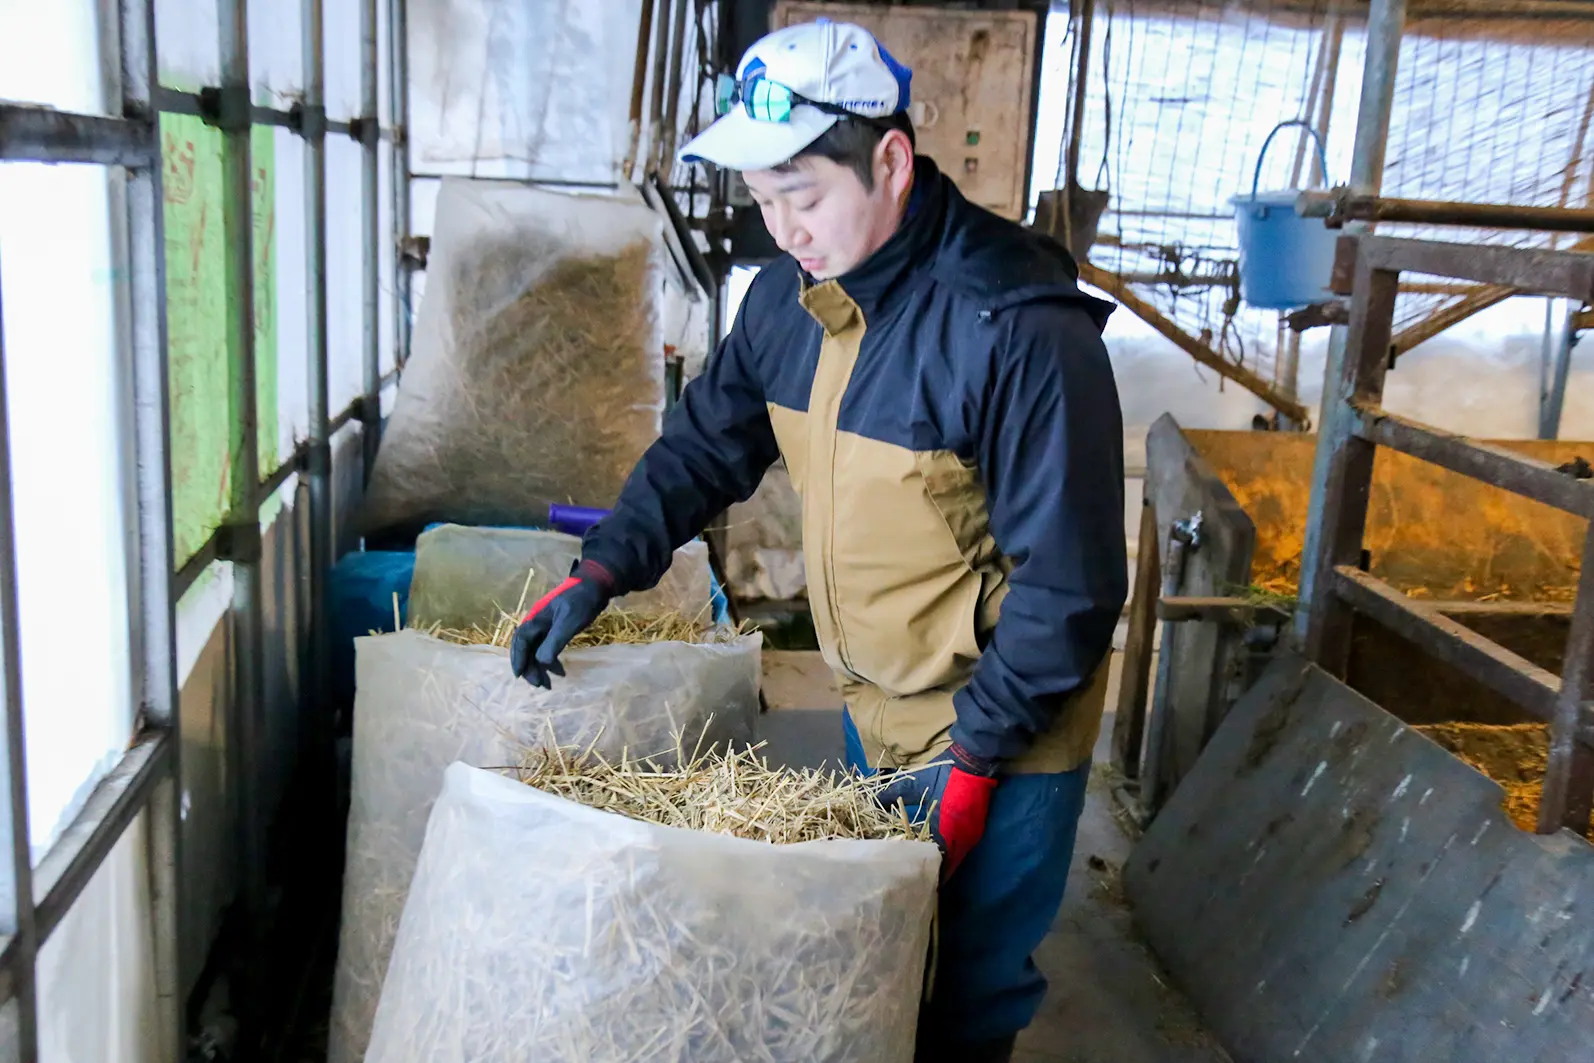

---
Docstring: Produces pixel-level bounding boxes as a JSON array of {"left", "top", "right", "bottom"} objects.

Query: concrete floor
[{"left": 756, "top": 651, "right": 1230, "bottom": 1063}]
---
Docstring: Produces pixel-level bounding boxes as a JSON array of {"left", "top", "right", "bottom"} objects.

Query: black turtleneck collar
[{"left": 809, "top": 155, "right": 946, "bottom": 321}]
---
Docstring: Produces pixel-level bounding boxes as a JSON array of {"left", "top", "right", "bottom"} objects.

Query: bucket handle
[{"left": 1250, "top": 118, "right": 1332, "bottom": 201}]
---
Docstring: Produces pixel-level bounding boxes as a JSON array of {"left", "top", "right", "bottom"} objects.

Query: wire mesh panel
[
  {"left": 1055, "top": 0, "right": 1594, "bottom": 400},
  {"left": 1378, "top": 15, "right": 1594, "bottom": 340}
]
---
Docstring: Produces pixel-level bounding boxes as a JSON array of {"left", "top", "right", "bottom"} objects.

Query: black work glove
[{"left": 509, "top": 560, "right": 616, "bottom": 688}]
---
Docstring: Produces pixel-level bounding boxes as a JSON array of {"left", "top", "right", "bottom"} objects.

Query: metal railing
[
  {"left": 1302, "top": 232, "right": 1594, "bottom": 835},
  {"left": 0, "top": 0, "right": 411, "bottom": 1054}
]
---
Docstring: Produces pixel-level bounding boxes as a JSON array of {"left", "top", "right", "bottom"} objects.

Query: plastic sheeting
[
  {"left": 367, "top": 762, "right": 937, "bottom": 1063},
  {"left": 406, "top": 524, "right": 713, "bottom": 630},
  {"left": 407, "top": 0, "right": 642, "bottom": 184},
  {"left": 724, "top": 463, "right": 807, "bottom": 602},
  {"left": 327, "top": 628, "right": 762, "bottom": 1063},
  {"left": 357, "top": 178, "right": 672, "bottom": 534}
]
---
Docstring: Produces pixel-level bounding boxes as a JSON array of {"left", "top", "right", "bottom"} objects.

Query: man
[{"left": 510, "top": 18, "right": 1127, "bottom": 1062}]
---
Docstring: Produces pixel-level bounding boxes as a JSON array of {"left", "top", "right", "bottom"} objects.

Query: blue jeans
[{"left": 843, "top": 709, "right": 1090, "bottom": 1043}]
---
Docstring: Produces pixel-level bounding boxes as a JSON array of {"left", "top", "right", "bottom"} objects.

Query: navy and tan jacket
[{"left": 582, "top": 156, "right": 1128, "bottom": 775}]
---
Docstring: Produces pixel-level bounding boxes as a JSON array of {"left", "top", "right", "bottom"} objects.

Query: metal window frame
[
  {"left": 1302, "top": 231, "right": 1594, "bottom": 837},
  {"left": 0, "top": 0, "right": 406, "bottom": 1050}
]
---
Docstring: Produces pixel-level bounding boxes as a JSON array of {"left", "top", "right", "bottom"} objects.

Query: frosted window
[
  {"left": 0, "top": 0, "right": 107, "bottom": 114},
  {"left": 274, "top": 129, "right": 311, "bottom": 466},
  {"left": 327, "top": 136, "right": 367, "bottom": 412},
  {"left": 249, "top": 0, "right": 305, "bottom": 109},
  {"left": 0, "top": 163, "right": 135, "bottom": 855},
  {"left": 155, "top": 0, "right": 222, "bottom": 90}
]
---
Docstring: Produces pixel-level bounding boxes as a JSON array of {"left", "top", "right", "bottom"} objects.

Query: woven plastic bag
[
  {"left": 366, "top": 762, "right": 939, "bottom": 1063},
  {"left": 406, "top": 524, "right": 712, "bottom": 630},
  {"left": 357, "top": 178, "right": 676, "bottom": 537},
  {"left": 327, "top": 629, "right": 762, "bottom": 1063}
]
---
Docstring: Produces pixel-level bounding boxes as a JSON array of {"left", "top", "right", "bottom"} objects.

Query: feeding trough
[{"left": 1231, "top": 119, "right": 1339, "bottom": 310}]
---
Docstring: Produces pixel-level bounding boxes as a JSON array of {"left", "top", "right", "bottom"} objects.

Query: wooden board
[{"left": 770, "top": 2, "right": 1037, "bottom": 219}]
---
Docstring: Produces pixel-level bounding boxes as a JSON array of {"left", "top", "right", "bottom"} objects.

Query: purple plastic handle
[{"left": 548, "top": 503, "right": 611, "bottom": 536}]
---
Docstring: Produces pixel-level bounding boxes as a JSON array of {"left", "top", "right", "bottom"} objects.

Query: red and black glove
[
  {"left": 509, "top": 560, "right": 616, "bottom": 689},
  {"left": 936, "top": 744, "right": 999, "bottom": 881}
]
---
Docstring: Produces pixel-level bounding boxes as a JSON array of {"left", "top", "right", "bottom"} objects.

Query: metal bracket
[
  {"left": 1171, "top": 511, "right": 1204, "bottom": 550},
  {"left": 198, "top": 86, "right": 251, "bottom": 133},
  {"left": 287, "top": 102, "right": 327, "bottom": 141},
  {"left": 213, "top": 520, "right": 263, "bottom": 565},
  {"left": 347, "top": 116, "right": 380, "bottom": 148},
  {"left": 398, "top": 235, "right": 430, "bottom": 271},
  {"left": 301, "top": 440, "right": 332, "bottom": 479}
]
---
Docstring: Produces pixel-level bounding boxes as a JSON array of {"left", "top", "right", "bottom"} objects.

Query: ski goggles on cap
[{"left": 714, "top": 72, "right": 853, "bottom": 123}]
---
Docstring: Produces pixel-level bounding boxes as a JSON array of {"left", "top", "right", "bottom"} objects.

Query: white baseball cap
[{"left": 679, "top": 18, "right": 912, "bottom": 171}]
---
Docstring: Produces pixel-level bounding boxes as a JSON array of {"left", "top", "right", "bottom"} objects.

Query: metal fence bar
[
  {"left": 30, "top": 732, "right": 171, "bottom": 943},
  {"left": 303, "top": 0, "right": 336, "bottom": 825},
  {"left": 1360, "top": 235, "right": 1594, "bottom": 300},
  {"left": 215, "top": 0, "right": 269, "bottom": 1040},
  {"left": 0, "top": 104, "right": 156, "bottom": 167},
  {"left": 119, "top": 0, "right": 184, "bottom": 1051},
  {"left": 0, "top": 234, "right": 41, "bottom": 1062},
  {"left": 1297, "top": 0, "right": 1405, "bottom": 640},
  {"left": 359, "top": 0, "right": 382, "bottom": 483},
  {"left": 1303, "top": 255, "right": 1401, "bottom": 674},
  {"left": 1539, "top": 529, "right": 1594, "bottom": 833},
  {"left": 1350, "top": 403, "right": 1594, "bottom": 518},
  {"left": 388, "top": 0, "right": 411, "bottom": 367},
  {"left": 1327, "top": 567, "right": 1562, "bottom": 721}
]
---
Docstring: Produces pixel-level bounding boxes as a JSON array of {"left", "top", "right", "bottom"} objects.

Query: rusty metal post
[
  {"left": 1112, "top": 502, "right": 1161, "bottom": 779},
  {"left": 1143, "top": 513, "right": 1202, "bottom": 813},
  {"left": 1538, "top": 530, "right": 1594, "bottom": 834},
  {"left": 1303, "top": 251, "right": 1401, "bottom": 674},
  {"left": 1297, "top": 0, "right": 1405, "bottom": 637}
]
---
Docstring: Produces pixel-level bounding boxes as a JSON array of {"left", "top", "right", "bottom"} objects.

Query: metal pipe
[
  {"left": 646, "top": 0, "right": 673, "bottom": 176},
  {"left": 1062, "top": 0, "right": 1097, "bottom": 253},
  {"left": 217, "top": 0, "right": 268, "bottom": 1036},
  {"left": 1297, "top": 0, "right": 1405, "bottom": 639},
  {"left": 623, "top": 0, "right": 658, "bottom": 182},
  {"left": 304, "top": 0, "right": 333, "bottom": 784},
  {"left": 1291, "top": 15, "right": 1343, "bottom": 189},
  {"left": 1297, "top": 190, "right": 1594, "bottom": 233},
  {"left": 120, "top": 0, "right": 183, "bottom": 1048},
  {"left": 360, "top": 0, "right": 382, "bottom": 483},
  {"left": 0, "top": 211, "right": 40, "bottom": 1062},
  {"left": 659, "top": 0, "right": 691, "bottom": 174},
  {"left": 388, "top": 0, "right": 412, "bottom": 367},
  {"left": 1543, "top": 303, "right": 1578, "bottom": 440},
  {"left": 1538, "top": 528, "right": 1594, "bottom": 833},
  {"left": 0, "top": 104, "right": 155, "bottom": 166}
]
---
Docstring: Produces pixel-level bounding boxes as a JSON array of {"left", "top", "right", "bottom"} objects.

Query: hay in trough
[{"left": 510, "top": 738, "right": 934, "bottom": 845}]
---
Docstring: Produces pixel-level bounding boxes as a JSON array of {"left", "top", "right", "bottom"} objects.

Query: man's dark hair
[{"left": 777, "top": 113, "right": 916, "bottom": 190}]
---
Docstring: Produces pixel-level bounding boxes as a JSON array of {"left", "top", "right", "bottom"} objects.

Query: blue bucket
[{"left": 1231, "top": 120, "right": 1339, "bottom": 310}]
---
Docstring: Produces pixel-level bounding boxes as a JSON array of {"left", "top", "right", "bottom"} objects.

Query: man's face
[{"left": 742, "top": 135, "right": 911, "bottom": 280}]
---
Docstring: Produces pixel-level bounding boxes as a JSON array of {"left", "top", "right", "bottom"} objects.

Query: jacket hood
[{"left": 920, "top": 156, "right": 1115, "bottom": 330}]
